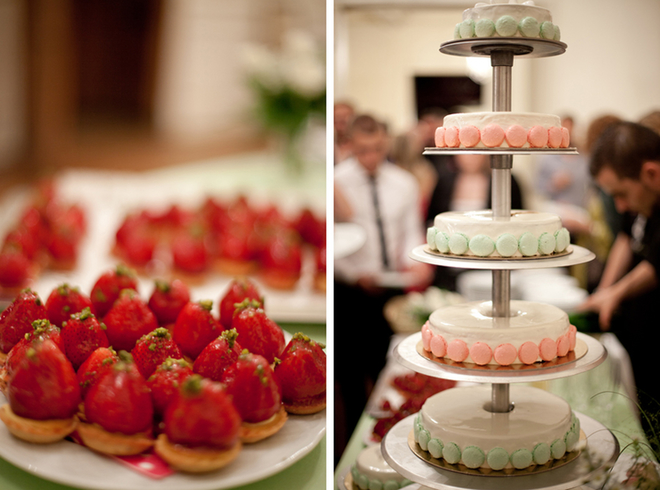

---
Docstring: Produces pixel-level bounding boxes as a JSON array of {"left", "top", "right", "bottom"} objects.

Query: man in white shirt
[{"left": 334, "top": 114, "right": 431, "bottom": 460}]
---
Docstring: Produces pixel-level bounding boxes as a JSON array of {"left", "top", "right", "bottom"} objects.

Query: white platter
[{"left": 0, "top": 395, "right": 325, "bottom": 490}]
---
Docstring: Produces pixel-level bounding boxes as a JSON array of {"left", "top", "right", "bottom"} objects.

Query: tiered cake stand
[{"left": 381, "top": 37, "right": 619, "bottom": 489}]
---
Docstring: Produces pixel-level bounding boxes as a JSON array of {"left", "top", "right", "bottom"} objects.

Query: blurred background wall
[
  {"left": 0, "top": 0, "right": 325, "bottom": 186},
  {"left": 334, "top": 0, "right": 660, "bottom": 198}
]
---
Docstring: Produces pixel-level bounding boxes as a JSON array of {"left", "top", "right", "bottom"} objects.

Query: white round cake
[
  {"left": 414, "top": 385, "right": 581, "bottom": 471},
  {"left": 454, "top": 1, "right": 560, "bottom": 41},
  {"left": 427, "top": 210, "right": 570, "bottom": 258},
  {"left": 421, "top": 300, "right": 577, "bottom": 365},
  {"left": 435, "top": 112, "right": 569, "bottom": 149},
  {"left": 350, "top": 444, "right": 412, "bottom": 490}
]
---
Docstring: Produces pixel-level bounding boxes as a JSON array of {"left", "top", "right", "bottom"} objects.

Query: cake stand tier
[
  {"left": 422, "top": 147, "right": 578, "bottom": 156},
  {"left": 409, "top": 244, "right": 596, "bottom": 270},
  {"left": 393, "top": 332, "right": 606, "bottom": 384},
  {"left": 381, "top": 412, "right": 618, "bottom": 490},
  {"left": 440, "top": 38, "right": 567, "bottom": 58}
]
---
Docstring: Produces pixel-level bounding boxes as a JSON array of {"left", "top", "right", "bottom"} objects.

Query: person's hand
[{"left": 575, "top": 287, "right": 622, "bottom": 331}]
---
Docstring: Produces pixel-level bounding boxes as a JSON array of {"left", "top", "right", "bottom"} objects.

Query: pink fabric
[
  {"left": 470, "top": 342, "right": 492, "bottom": 365},
  {"left": 493, "top": 343, "right": 517, "bottom": 366},
  {"left": 459, "top": 125, "right": 480, "bottom": 148},
  {"left": 505, "top": 125, "right": 527, "bottom": 148},
  {"left": 435, "top": 126, "right": 446, "bottom": 147},
  {"left": 447, "top": 339, "right": 469, "bottom": 362},
  {"left": 481, "top": 124, "right": 505, "bottom": 147},
  {"left": 518, "top": 341, "right": 540, "bottom": 365},
  {"left": 528, "top": 126, "right": 549, "bottom": 148}
]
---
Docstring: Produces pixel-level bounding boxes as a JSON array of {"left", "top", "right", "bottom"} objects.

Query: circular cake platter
[
  {"left": 393, "top": 332, "right": 607, "bottom": 384},
  {"left": 440, "top": 38, "right": 567, "bottom": 59},
  {"left": 422, "top": 147, "right": 578, "bottom": 156},
  {"left": 409, "top": 244, "right": 596, "bottom": 271},
  {"left": 381, "top": 412, "right": 618, "bottom": 490}
]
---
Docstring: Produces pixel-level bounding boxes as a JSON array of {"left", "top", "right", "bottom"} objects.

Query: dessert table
[
  {"left": 0, "top": 151, "right": 327, "bottom": 490},
  {"left": 335, "top": 333, "right": 651, "bottom": 490}
]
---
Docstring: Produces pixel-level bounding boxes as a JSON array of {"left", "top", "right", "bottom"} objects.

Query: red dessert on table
[
  {"left": 230, "top": 299, "right": 285, "bottom": 364},
  {"left": 45, "top": 283, "right": 94, "bottom": 328},
  {"left": 131, "top": 327, "right": 183, "bottom": 379},
  {"left": 154, "top": 374, "right": 243, "bottom": 472},
  {"left": 147, "top": 357, "right": 193, "bottom": 418},
  {"left": 221, "top": 350, "right": 287, "bottom": 443},
  {"left": 218, "top": 277, "right": 263, "bottom": 330},
  {"left": 90, "top": 264, "right": 139, "bottom": 318},
  {"left": 147, "top": 278, "right": 190, "bottom": 328},
  {"left": 192, "top": 329, "right": 242, "bottom": 382},
  {"left": 102, "top": 289, "right": 159, "bottom": 352},
  {"left": 172, "top": 300, "right": 222, "bottom": 361},
  {"left": 61, "top": 307, "right": 109, "bottom": 370},
  {"left": 76, "top": 346, "right": 119, "bottom": 399},
  {"left": 274, "top": 332, "right": 326, "bottom": 415},
  {"left": 0, "top": 288, "right": 48, "bottom": 359},
  {"left": 259, "top": 229, "right": 302, "bottom": 290}
]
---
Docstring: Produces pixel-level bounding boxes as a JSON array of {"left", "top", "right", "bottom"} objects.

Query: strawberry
[
  {"left": 3, "top": 225, "right": 41, "bottom": 261},
  {"left": 0, "top": 248, "right": 34, "bottom": 291},
  {"left": 172, "top": 300, "right": 222, "bottom": 360},
  {"left": 45, "top": 283, "right": 94, "bottom": 328},
  {"left": 147, "top": 357, "right": 193, "bottom": 417},
  {"left": 131, "top": 327, "right": 183, "bottom": 378},
  {"left": 230, "top": 299, "right": 284, "bottom": 364},
  {"left": 0, "top": 289, "right": 48, "bottom": 354},
  {"left": 192, "top": 329, "right": 242, "bottom": 382},
  {"left": 171, "top": 225, "right": 210, "bottom": 274},
  {"left": 147, "top": 278, "right": 190, "bottom": 327},
  {"left": 61, "top": 307, "right": 109, "bottom": 370},
  {"left": 259, "top": 229, "right": 302, "bottom": 290},
  {"left": 103, "top": 289, "right": 159, "bottom": 352},
  {"left": 118, "top": 227, "right": 157, "bottom": 268},
  {"left": 90, "top": 264, "right": 138, "bottom": 318},
  {"left": 6, "top": 337, "right": 81, "bottom": 420},
  {"left": 4, "top": 319, "right": 64, "bottom": 380},
  {"left": 76, "top": 346, "right": 118, "bottom": 399},
  {"left": 314, "top": 244, "right": 326, "bottom": 292},
  {"left": 162, "top": 374, "right": 241, "bottom": 449},
  {"left": 44, "top": 222, "right": 79, "bottom": 269},
  {"left": 218, "top": 277, "right": 263, "bottom": 330},
  {"left": 83, "top": 351, "right": 153, "bottom": 435},
  {"left": 274, "top": 332, "right": 326, "bottom": 414},
  {"left": 221, "top": 351, "right": 282, "bottom": 423},
  {"left": 295, "top": 208, "right": 326, "bottom": 249}
]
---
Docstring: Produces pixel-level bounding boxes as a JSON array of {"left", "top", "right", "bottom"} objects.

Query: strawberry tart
[
  {"left": 421, "top": 300, "right": 577, "bottom": 366},
  {"left": 413, "top": 385, "right": 581, "bottom": 471},
  {"left": 435, "top": 112, "right": 569, "bottom": 149},
  {"left": 454, "top": 1, "right": 560, "bottom": 41},
  {"left": 427, "top": 210, "right": 570, "bottom": 258}
]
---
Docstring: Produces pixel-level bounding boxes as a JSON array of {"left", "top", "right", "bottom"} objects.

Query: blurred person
[
  {"left": 639, "top": 109, "right": 660, "bottom": 135},
  {"left": 425, "top": 153, "right": 523, "bottom": 291},
  {"left": 577, "top": 121, "right": 660, "bottom": 451},
  {"left": 334, "top": 114, "right": 432, "bottom": 461},
  {"left": 334, "top": 100, "right": 355, "bottom": 164},
  {"left": 390, "top": 131, "right": 437, "bottom": 213}
]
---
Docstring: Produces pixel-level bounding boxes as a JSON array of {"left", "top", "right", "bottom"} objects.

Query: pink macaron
[
  {"left": 493, "top": 343, "right": 517, "bottom": 366},
  {"left": 470, "top": 342, "right": 493, "bottom": 365},
  {"left": 548, "top": 126, "right": 563, "bottom": 148},
  {"left": 539, "top": 337, "right": 557, "bottom": 361},
  {"left": 447, "top": 339, "right": 469, "bottom": 362},
  {"left": 557, "top": 334, "right": 570, "bottom": 357},
  {"left": 459, "top": 125, "right": 480, "bottom": 148},
  {"left": 444, "top": 127, "right": 460, "bottom": 148},
  {"left": 481, "top": 124, "right": 505, "bottom": 147},
  {"left": 435, "top": 126, "right": 446, "bottom": 147},
  {"left": 518, "top": 341, "right": 540, "bottom": 365},
  {"left": 560, "top": 127, "right": 570, "bottom": 148},
  {"left": 421, "top": 322, "right": 433, "bottom": 351},
  {"left": 505, "top": 124, "right": 527, "bottom": 148},
  {"left": 528, "top": 125, "right": 549, "bottom": 148},
  {"left": 430, "top": 335, "right": 447, "bottom": 358}
]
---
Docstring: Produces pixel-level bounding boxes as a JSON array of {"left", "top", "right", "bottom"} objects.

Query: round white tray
[
  {"left": 423, "top": 147, "right": 578, "bottom": 156},
  {"left": 439, "top": 38, "right": 567, "bottom": 59},
  {"left": 381, "top": 412, "right": 618, "bottom": 490},
  {"left": 409, "top": 245, "right": 596, "bottom": 271},
  {"left": 393, "top": 332, "right": 607, "bottom": 384}
]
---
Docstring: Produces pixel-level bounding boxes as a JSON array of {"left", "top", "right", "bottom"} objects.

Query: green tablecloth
[
  {"left": 0, "top": 323, "right": 326, "bottom": 490},
  {"left": 334, "top": 336, "right": 649, "bottom": 489}
]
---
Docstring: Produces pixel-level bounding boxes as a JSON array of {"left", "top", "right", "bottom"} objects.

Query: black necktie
[{"left": 369, "top": 174, "right": 389, "bottom": 269}]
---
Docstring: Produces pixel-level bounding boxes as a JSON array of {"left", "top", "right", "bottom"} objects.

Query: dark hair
[
  {"left": 347, "top": 114, "right": 386, "bottom": 139},
  {"left": 589, "top": 121, "right": 660, "bottom": 180}
]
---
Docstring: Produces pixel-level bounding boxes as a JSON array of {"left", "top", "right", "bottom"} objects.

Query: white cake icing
[
  {"left": 351, "top": 444, "right": 411, "bottom": 490},
  {"left": 421, "top": 300, "right": 576, "bottom": 365},
  {"left": 427, "top": 210, "right": 570, "bottom": 258},
  {"left": 435, "top": 112, "right": 569, "bottom": 149},
  {"left": 414, "top": 385, "right": 580, "bottom": 470},
  {"left": 455, "top": 1, "right": 560, "bottom": 40}
]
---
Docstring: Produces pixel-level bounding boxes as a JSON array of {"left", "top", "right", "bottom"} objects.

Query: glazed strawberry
[
  {"left": 216, "top": 223, "right": 255, "bottom": 274},
  {"left": 163, "top": 374, "right": 241, "bottom": 449},
  {"left": 0, "top": 248, "right": 34, "bottom": 291},
  {"left": 274, "top": 332, "right": 326, "bottom": 414},
  {"left": 147, "top": 278, "right": 190, "bottom": 327},
  {"left": 218, "top": 277, "right": 263, "bottom": 329},
  {"left": 44, "top": 222, "right": 79, "bottom": 269},
  {"left": 295, "top": 208, "right": 326, "bottom": 249},
  {"left": 221, "top": 351, "right": 282, "bottom": 423},
  {"left": 171, "top": 225, "right": 210, "bottom": 274},
  {"left": 118, "top": 228, "right": 156, "bottom": 268},
  {"left": 103, "top": 289, "right": 159, "bottom": 352},
  {"left": 131, "top": 327, "right": 183, "bottom": 378},
  {"left": 172, "top": 300, "right": 222, "bottom": 360},
  {"left": 192, "top": 329, "right": 242, "bottom": 382},
  {"left": 0, "top": 289, "right": 48, "bottom": 354},
  {"left": 61, "top": 307, "right": 109, "bottom": 370},
  {"left": 6, "top": 337, "right": 81, "bottom": 420},
  {"left": 230, "top": 299, "right": 284, "bottom": 364},
  {"left": 83, "top": 352, "right": 153, "bottom": 435},
  {"left": 5, "top": 319, "right": 64, "bottom": 380},
  {"left": 147, "top": 357, "right": 193, "bottom": 417},
  {"left": 259, "top": 229, "right": 302, "bottom": 290},
  {"left": 76, "top": 346, "right": 118, "bottom": 399},
  {"left": 90, "top": 264, "right": 138, "bottom": 318},
  {"left": 3, "top": 225, "right": 41, "bottom": 261},
  {"left": 45, "top": 283, "right": 94, "bottom": 328}
]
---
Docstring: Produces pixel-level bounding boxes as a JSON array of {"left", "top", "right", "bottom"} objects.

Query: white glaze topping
[
  {"left": 444, "top": 112, "right": 561, "bottom": 132},
  {"left": 417, "top": 385, "right": 575, "bottom": 469},
  {"left": 457, "top": 2, "right": 557, "bottom": 40}
]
